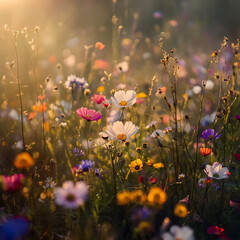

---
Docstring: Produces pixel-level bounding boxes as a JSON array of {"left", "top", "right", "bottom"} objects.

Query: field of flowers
[{"left": 0, "top": 0, "right": 240, "bottom": 239}]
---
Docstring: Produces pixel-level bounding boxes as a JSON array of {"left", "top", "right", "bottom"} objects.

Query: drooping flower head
[
  {"left": 111, "top": 90, "right": 136, "bottom": 108},
  {"left": 204, "top": 162, "right": 229, "bottom": 180},
  {"left": 91, "top": 93, "right": 106, "bottom": 104},
  {"left": 76, "top": 107, "right": 102, "bottom": 122},
  {"left": 54, "top": 181, "right": 88, "bottom": 209},
  {"left": 201, "top": 129, "right": 221, "bottom": 141},
  {"left": 65, "top": 75, "right": 89, "bottom": 90},
  {"left": 1, "top": 174, "right": 24, "bottom": 192},
  {"left": 153, "top": 162, "right": 164, "bottom": 169},
  {"left": 129, "top": 159, "right": 143, "bottom": 172},
  {"left": 106, "top": 121, "right": 139, "bottom": 141}
]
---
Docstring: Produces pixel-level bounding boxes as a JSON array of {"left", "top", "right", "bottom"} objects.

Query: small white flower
[
  {"left": 60, "top": 122, "right": 67, "bottom": 128},
  {"left": 116, "top": 61, "right": 128, "bottom": 73},
  {"left": 198, "top": 178, "right": 207, "bottom": 187},
  {"left": 146, "top": 121, "right": 157, "bottom": 129},
  {"left": 205, "top": 79, "right": 214, "bottom": 90},
  {"left": 162, "top": 225, "right": 195, "bottom": 240},
  {"left": 192, "top": 85, "right": 202, "bottom": 95},
  {"left": 54, "top": 181, "right": 88, "bottom": 209},
  {"left": 99, "top": 132, "right": 108, "bottom": 139},
  {"left": 106, "top": 121, "right": 139, "bottom": 141},
  {"left": 150, "top": 130, "right": 165, "bottom": 138},
  {"left": 204, "top": 162, "right": 229, "bottom": 180},
  {"left": 111, "top": 90, "right": 136, "bottom": 108}
]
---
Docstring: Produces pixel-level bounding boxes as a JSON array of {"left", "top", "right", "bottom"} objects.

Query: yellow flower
[
  {"left": 117, "top": 191, "right": 132, "bottom": 205},
  {"left": 146, "top": 159, "right": 154, "bottom": 167},
  {"left": 132, "top": 190, "right": 146, "bottom": 204},
  {"left": 136, "top": 92, "right": 147, "bottom": 98},
  {"left": 153, "top": 162, "right": 164, "bottom": 169},
  {"left": 97, "top": 86, "right": 105, "bottom": 93},
  {"left": 147, "top": 187, "right": 167, "bottom": 206},
  {"left": 129, "top": 159, "right": 143, "bottom": 172},
  {"left": 14, "top": 152, "right": 34, "bottom": 170},
  {"left": 174, "top": 204, "right": 188, "bottom": 218}
]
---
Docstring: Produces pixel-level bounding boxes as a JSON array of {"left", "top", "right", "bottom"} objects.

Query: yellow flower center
[
  {"left": 117, "top": 134, "right": 127, "bottom": 141},
  {"left": 213, "top": 173, "right": 219, "bottom": 178},
  {"left": 119, "top": 101, "right": 128, "bottom": 106},
  {"left": 86, "top": 114, "right": 91, "bottom": 118}
]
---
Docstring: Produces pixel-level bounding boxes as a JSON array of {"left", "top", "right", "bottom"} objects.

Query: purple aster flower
[
  {"left": 73, "top": 148, "right": 84, "bottom": 157},
  {"left": 80, "top": 160, "right": 94, "bottom": 172},
  {"left": 201, "top": 129, "right": 221, "bottom": 141}
]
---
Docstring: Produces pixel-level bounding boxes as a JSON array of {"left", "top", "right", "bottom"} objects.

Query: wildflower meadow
[{"left": 0, "top": 0, "right": 240, "bottom": 239}]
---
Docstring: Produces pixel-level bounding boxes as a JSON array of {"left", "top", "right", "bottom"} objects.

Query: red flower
[
  {"left": 138, "top": 175, "right": 144, "bottom": 184},
  {"left": 234, "top": 153, "right": 240, "bottom": 161},
  {"left": 207, "top": 226, "right": 224, "bottom": 235},
  {"left": 149, "top": 177, "right": 157, "bottom": 184}
]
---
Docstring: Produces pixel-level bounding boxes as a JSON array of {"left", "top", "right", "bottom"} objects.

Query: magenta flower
[
  {"left": 76, "top": 107, "right": 102, "bottom": 122},
  {"left": 1, "top": 174, "right": 24, "bottom": 192},
  {"left": 91, "top": 93, "right": 106, "bottom": 104},
  {"left": 234, "top": 114, "right": 240, "bottom": 120}
]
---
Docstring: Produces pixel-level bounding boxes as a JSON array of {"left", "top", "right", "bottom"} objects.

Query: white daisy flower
[
  {"left": 111, "top": 90, "right": 136, "bottom": 108},
  {"left": 146, "top": 120, "right": 157, "bottom": 129},
  {"left": 54, "top": 181, "right": 88, "bottom": 209},
  {"left": 116, "top": 61, "right": 128, "bottom": 73},
  {"left": 162, "top": 225, "right": 195, "bottom": 240},
  {"left": 106, "top": 121, "right": 139, "bottom": 141},
  {"left": 150, "top": 129, "right": 165, "bottom": 138},
  {"left": 204, "top": 162, "right": 229, "bottom": 180}
]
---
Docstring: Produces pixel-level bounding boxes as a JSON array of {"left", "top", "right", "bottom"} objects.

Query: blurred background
[{"left": 0, "top": 0, "right": 239, "bottom": 100}]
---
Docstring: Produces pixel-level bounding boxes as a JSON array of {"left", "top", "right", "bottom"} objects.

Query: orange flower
[
  {"left": 95, "top": 42, "right": 105, "bottom": 50},
  {"left": 14, "top": 152, "right": 34, "bottom": 170},
  {"left": 38, "top": 95, "right": 46, "bottom": 101},
  {"left": 93, "top": 59, "right": 109, "bottom": 70},
  {"left": 199, "top": 147, "right": 212, "bottom": 157},
  {"left": 28, "top": 111, "right": 37, "bottom": 120},
  {"left": 37, "top": 102, "right": 47, "bottom": 112}
]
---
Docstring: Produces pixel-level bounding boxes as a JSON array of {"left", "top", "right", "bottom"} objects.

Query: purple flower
[
  {"left": 131, "top": 207, "right": 150, "bottom": 223},
  {"left": 0, "top": 216, "right": 29, "bottom": 240},
  {"left": 201, "top": 129, "right": 221, "bottom": 141},
  {"left": 72, "top": 160, "right": 94, "bottom": 174},
  {"left": 94, "top": 169, "right": 101, "bottom": 177},
  {"left": 73, "top": 148, "right": 84, "bottom": 157},
  {"left": 234, "top": 115, "right": 240, "bottom": 120}
]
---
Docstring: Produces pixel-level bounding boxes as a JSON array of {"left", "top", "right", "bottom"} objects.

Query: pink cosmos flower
[
  {"left": 76, "top": 107, "right": 102, "bottom": 122},
  {"left": 1, "top": 174, "right": 24, "bottom": 192},
  {"left": 91, "top": 93, "right": 106, "bottom": 104}
]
